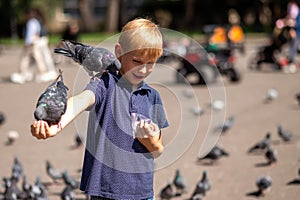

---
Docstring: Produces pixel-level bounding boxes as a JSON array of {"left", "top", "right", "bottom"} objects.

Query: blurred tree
[
  {"left": 185, "top": 0, "right": 195, "bottom": 29},
  {"left": 79, "top": 0, "right": 99, "bottom": 32},
  {"left": 106, "top": 0, "right": 120, "bottom": 33}
]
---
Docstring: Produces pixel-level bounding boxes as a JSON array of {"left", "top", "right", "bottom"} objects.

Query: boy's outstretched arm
[{"left": 31, "top": 90, "right": 95, "bottom": 140}]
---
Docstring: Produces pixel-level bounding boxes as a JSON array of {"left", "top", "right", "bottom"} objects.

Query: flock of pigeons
[
  {"left": 0, "top": 156, "right": 84, "bottom": 200},
  {"left": 158, "top": 88, "right": 300, "bottom": 199},
  {"left": 1, "top": 40, "right": 300, "bottom": 199}
]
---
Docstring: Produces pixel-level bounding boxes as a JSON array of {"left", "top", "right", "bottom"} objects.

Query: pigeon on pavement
[
  {"left": 277, "top": 125, "right": 293, "bottom": 142},
  {"left": 62, "top": 170, "right": 80, "bottom": 189},
  {"left": 265, "top": 88, "right": 278, "bottom": 103},
  {"left": 265, "top": 147, "right": 277, "bottom": 166},
  {"left": 6, "top": 130, "right": 19, "bottom": 145},
  {"left": 295, "top": 93, "right": 300, "bottom": 105},
  {"left": 190, "top": 170, "right": 211, "bottom": 199},
  {"left": 198, "top": 146, "right": 229, "bottom": 164},
  {"left": 214, "top": 115, "right": 235, "bottom": 134},
  {"left": 172, "top": 169, "right": 187, "bottom": 195},
  {"left": 160, "top": 181, "right": 174, "bottom": 200},
  {"left": 11, "top": 157, "right": 23, "bottom": 181},
  {"left": 256, "top": 176, "right": 272, "bottom": 196},
  {"left": 54, "top": 40, "right": 121, "bottom": 76},
  {"left": 60, "top": 185, "right": 75, "bottom": 200},
  {"left": 2, "top": 177, "right": 20, "bottom": 200},
  {"left": 46, "top": 160, "right": 62, "bottom": 184},
  {"left": 0, "top": 111, "right": 5, "bottom": 126},
  {"left": 34, "top": 69, "right": 68, "bottom": 126},
  {"left": 247, "top": 132, "right": 271, "bottom": 153}
]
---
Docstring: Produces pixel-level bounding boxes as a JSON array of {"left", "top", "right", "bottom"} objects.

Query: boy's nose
[{"left": 139, "top": 65, "right": 147, "bottom": 74}]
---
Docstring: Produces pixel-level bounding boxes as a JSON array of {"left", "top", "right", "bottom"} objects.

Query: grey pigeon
[
  {"left": 295, "top": 93, "right": 300, "bottom": 105},
  {"left": 54, "top": 40, "right": 121, "bottom": 76},
  {"left": 277, "top": 125, "right": 293, "bottom": 142},
  {"left": 60, "top": 185, "right": 75, "bottom": 200},
  {"left": 247, "top": 132, "right": 271, "bottom": 153},
  {"left": 172, "top": 169, "right": 187, "bottom": 195},
  {"left": 215, "top": 115, "right": 235, "bottom": 134},
  {"left": 265, "top": 147, "right": 277, "bottom": 165},
  {"left": 256, "top": 176, "right": 272, "bottom": 196},
  {"left": 265, "top": 88, "right": 278, "bottom": 103},
  {"left": 159, "top": 182, "right": 174, "bottom": 200},
  {"left": 198, "top": 146, "right": 229, "bottom": 164},
  {"left": 62, "top": 170, "right": 80, "bottom": 189},
  {"left": 34, "top": 69, "right": 68, "bottom": 126},
  {"left": 0, "top": 111, "right": 5, "bottom": 126},
  {"left": 11, "top": 157, "right": 23, "bottom": 181},
  {"left": 190, "top": 170, "right": 211, "bottom": 199},
  {"left": 2, "top": 177, "right": 20, "bottom": 200},
  {"left": 73, "top": 133, "right": 84, "bottom": 149},
  {"left": 46, "top": 160, "right": 62, "bottom": 183}
]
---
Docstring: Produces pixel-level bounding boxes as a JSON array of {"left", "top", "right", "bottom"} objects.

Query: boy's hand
[
  {"left": 135, "top": 120, "right": 163, "bottom": 157},
  {"left": 30, "top": 120, "right": 62, "bottom": 140},
  {"left": 135, "top": 119, "right": 159, "bottom": 138}
]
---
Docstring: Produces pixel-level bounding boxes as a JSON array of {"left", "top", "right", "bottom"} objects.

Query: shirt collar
[{"left": 111, "top": 71, "right": 152, "bottom": 93}]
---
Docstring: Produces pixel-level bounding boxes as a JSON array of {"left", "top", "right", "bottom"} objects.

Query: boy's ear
[{"left": 115, "top": 43, "right": 122, "bottom": 58}]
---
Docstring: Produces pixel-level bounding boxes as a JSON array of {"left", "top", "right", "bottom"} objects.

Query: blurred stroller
[{"left": 248, "top": 24, "right": 292, "bottom": 71}]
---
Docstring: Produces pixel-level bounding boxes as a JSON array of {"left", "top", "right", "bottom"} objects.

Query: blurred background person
[
  {"left": 61, "top": 20, "right": 80, "bottom": 43},
  {"left": 35, "top": 8, "right": 57, "bottom": 80},
  {"left": 10, "top": 8, "right": 56, "bottom": 84}
]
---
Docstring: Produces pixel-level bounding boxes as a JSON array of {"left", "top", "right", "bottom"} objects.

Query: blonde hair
[{"left": 119, "top": 18, "right": 163, "bottom": 59}]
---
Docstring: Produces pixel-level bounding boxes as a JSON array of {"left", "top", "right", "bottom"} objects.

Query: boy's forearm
[
  {"left": 60, "top": 90, "right": 95, "bottom": 130},
  {"left": 137, "top": 132, "right": 164, "bottom": 158}
]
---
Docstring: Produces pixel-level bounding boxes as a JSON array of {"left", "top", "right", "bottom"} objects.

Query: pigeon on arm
[
  {"left": 54, "top": 40, "right": 121, "bottom": 76},
  {"left": 34, "top": 69, "right": 68, "bottom": 126}
]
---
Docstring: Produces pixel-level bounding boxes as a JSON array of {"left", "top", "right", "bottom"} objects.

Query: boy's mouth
[{"left": 133, "top": 73, "right": 145, "bottom": 80}]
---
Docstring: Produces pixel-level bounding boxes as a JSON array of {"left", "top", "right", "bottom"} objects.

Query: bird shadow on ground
[
  {"left": 42, "top": 180, "right": 64, "bottom": 188},
  {"left": 195, "top": 160, "right": 221, "bottom": 166},
  {"left": 288, "top": 104, "right": 300, "bottom": 111},
  {"left": 0, "top": 76, "right": 13, "bottom": 84},
  {"left": 286, "top": 179, "right": 300, "bottom": 185},
  {"left": 245, "top": 190, "right": 262, "bottom": 198},
  {"left": 254, "top": 162, "right": 271, "bottom": 168}
]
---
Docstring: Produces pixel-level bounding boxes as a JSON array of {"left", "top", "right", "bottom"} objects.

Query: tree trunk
[
  {"left": 185, "top": 0, "right": 195, "bottom": 26},
  {"left": 105, "top": 0, "right": 120, "bottom": 33},
  {"left": 79, "top": 0, "right": 98, "bottom": 32}
]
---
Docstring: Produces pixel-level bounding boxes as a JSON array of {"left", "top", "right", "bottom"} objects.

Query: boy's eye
[{"left": 133, "top": 59, "right": 142, "bottom": 64}]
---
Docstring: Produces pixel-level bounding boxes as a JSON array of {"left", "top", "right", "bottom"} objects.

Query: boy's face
[{"left": 118, "top": 49, "right": 158, "bottom": 86}]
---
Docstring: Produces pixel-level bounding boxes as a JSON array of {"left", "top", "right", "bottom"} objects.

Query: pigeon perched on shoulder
[
  {"left": 172, "top": 169, "right": 187, "bottom": 195},
  {"left": 277, "top": 125, "right": 293, "bottom": 142},
  {"left": 247, "top": 132, "right": 271, "bottom": 153},
  {"left": 256, "top": 176, "right": 272, "bottom": 196},
  {"left": 54, "top": 40, "right": 121, "bottom": 76},
  {"left": 198, "top": 146, "right": 229, "bottom": 164},
  {"left": 34, "top": 69, "right": 68, "bottom": 126}
]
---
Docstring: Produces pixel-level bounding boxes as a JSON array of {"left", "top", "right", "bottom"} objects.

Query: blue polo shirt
[{"left": 80, "top": 71, "right": 169, "bottom": 199}]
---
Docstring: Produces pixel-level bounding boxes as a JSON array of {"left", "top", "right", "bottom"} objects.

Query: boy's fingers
[{"left": 39, "top": 121, "right": 47, "bottom": 139}]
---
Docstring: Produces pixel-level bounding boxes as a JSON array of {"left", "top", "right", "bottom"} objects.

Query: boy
[{"left": 30, "top": 18, "right": 169, "bottom": 199}]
